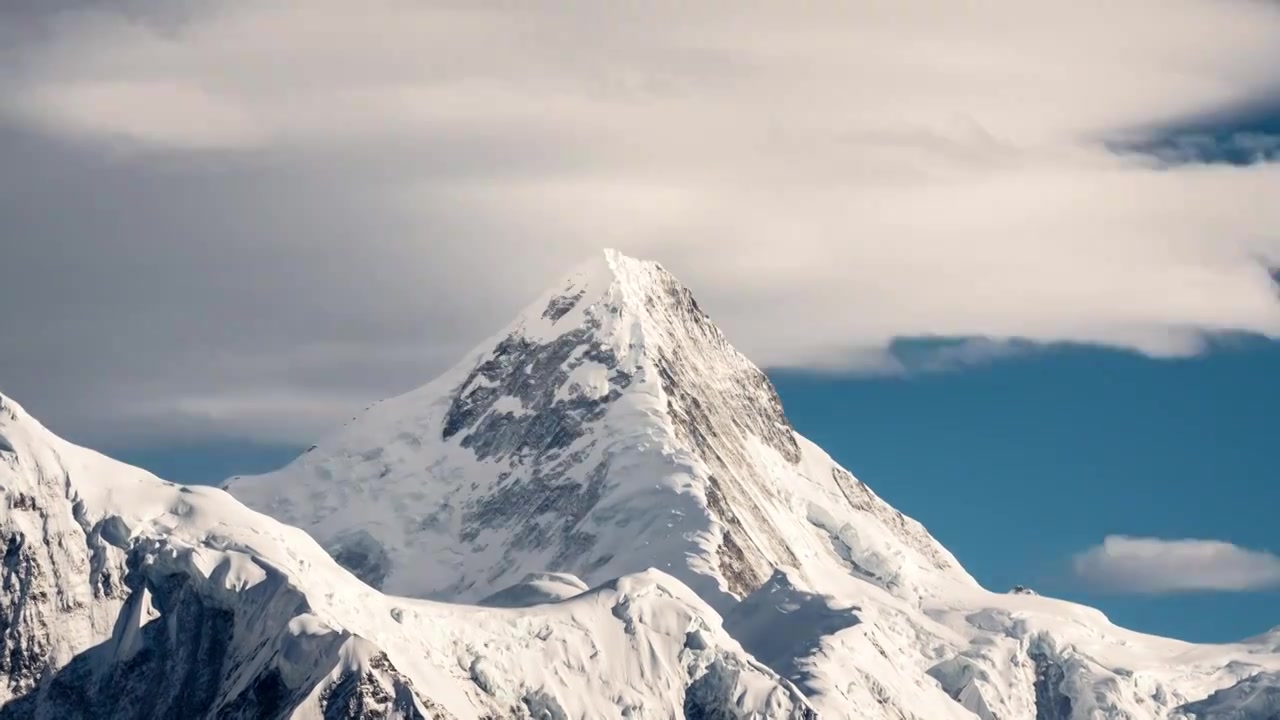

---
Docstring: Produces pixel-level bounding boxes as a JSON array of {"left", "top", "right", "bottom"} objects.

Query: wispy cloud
[{"left": 1074, "top": 536, "right": 1280, "bottom": 594}]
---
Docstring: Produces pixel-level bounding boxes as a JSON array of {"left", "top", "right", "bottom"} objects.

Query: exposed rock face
[
  {"left": 1, "top": 409, "right": 130, "bottom": 706},
  {"left": 316, "top": 652, "right": 447, "bottom": 720},
  {"left": 1028, "top": 644, "right": 1074, "bottom": 720},
  {"left": 443, "top": 328, "right": 632, "bottom": 456},
  {"left": 326, "top": 529, "right": 391, "bottom": 590}
]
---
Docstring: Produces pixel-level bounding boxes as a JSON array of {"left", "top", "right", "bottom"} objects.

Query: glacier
[{"left": 4, "top": 248, "right": 1279, "bottom": 718}]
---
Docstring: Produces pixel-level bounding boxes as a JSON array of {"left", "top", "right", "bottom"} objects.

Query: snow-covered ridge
[{"left": 0, "top": 392, "right": 814, "bottom": 718}]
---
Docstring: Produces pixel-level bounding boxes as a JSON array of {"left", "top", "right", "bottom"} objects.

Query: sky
[{"left": 2, "top": 1, "right": 1279, "bottom": 641}]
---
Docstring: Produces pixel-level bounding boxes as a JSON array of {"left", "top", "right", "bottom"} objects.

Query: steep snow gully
[{"left": 5, "top": 250, "right": 1279, "bottom": 718}]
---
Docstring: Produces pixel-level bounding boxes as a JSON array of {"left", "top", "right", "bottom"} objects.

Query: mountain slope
[
  {"left": 0, "top": 392, "right": 815, "bottom": 719},
  {"left": 226, "top": 249, "right": 1280, "bottom": 719}
]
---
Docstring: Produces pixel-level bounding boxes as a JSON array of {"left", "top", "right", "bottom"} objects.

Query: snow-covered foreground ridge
[
  {"left": 2, "top": 250, "right": 1277, "bottom": 719},
  {"left": 0, "top": 394, "right": 812, "bottom": 718}
]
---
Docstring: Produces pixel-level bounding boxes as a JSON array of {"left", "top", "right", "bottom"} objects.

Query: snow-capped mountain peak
[{"left": 227, "top": 249, "right": 973, "bottom": 611}]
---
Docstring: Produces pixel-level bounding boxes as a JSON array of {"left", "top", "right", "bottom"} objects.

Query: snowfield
[{"left": 5, "top": 249, "right": 1279, "bottom": 718}]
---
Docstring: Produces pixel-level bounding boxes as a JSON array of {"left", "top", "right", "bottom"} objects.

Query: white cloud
[
  {"left": 1073, "top": 536, "right": 1280, "bottom": 593},
  {"left": 18, "top": 80, "right": 264, "bottom": 148},
  {"left": 0, "top": 1, "right": 1279, "bottom": 441}
]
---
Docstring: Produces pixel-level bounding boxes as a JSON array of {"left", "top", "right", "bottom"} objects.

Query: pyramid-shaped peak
[
  {"left": 598, "top": 247, "right": 680, "bottom": 290},
  {"left": 543, "top": 248, "right": 671, "bottom": 300},
  {"left": 513, "top": 248, "right": 715, "bottom": 351},
  {"left": 571, "top": 248, "right": 667, "bottom": 285}
]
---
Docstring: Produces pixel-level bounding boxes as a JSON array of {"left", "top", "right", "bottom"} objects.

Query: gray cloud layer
[
  {"left": 1074, "top": 536, "right": 1280, "bottom": 594},
  {"left": 1, "top": 1, "right": 1279, "bottom": 444}
]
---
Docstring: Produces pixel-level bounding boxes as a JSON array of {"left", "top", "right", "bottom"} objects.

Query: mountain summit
[{"left": 227, "top": 249, "right": 973, "bottom": 610}]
